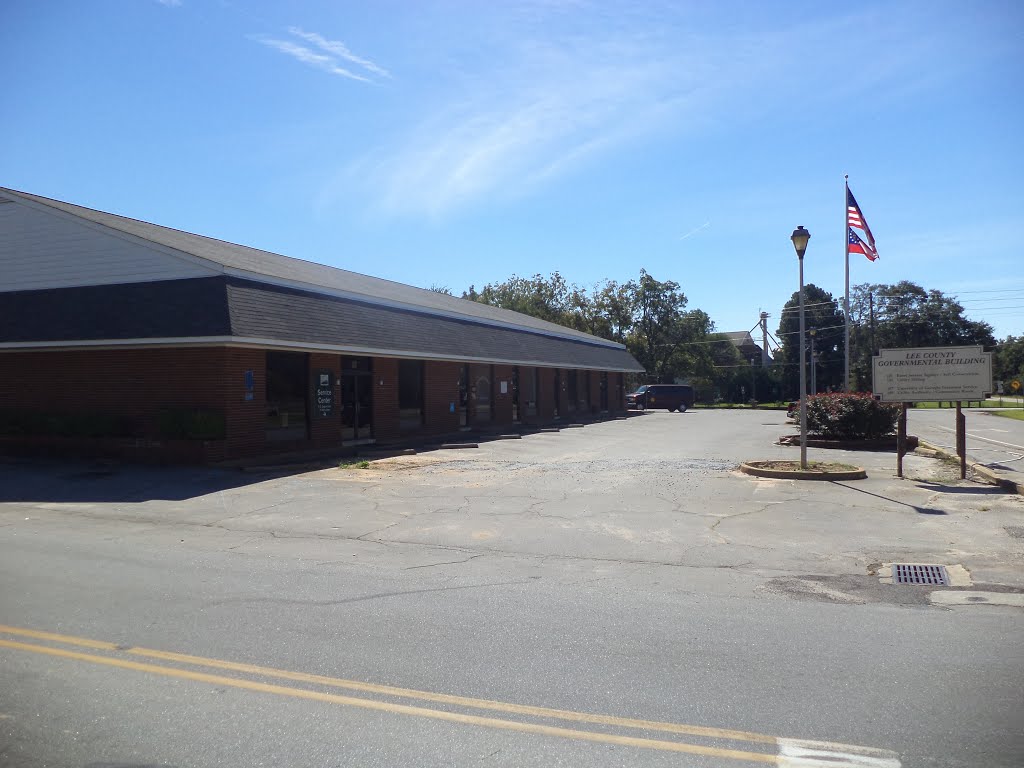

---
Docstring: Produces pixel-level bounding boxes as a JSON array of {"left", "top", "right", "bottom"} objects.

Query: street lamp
[{"left": 791, "top": 225, "right": 810, "bottom": 469}]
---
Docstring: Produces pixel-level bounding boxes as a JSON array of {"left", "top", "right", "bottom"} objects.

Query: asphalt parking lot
[
  {"left": 2, "top": 409, "right": 1023, "bottom": 767},
  {"left": 4, "top": 408, "right": 1022, "bottom": 600}
]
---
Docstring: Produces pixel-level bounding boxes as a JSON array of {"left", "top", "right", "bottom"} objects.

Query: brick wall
[
  {"left": 424, "top": 360, "right": 460, "bottom": 435},
  {"left": 223, "top": 347, "right": 266, "bottom": 458},
  {"left": 0, "top": 347, "right": 232, "bottom": 462},
  {"left": 372, "top": 357, "right": 400, "bottom": 442}
]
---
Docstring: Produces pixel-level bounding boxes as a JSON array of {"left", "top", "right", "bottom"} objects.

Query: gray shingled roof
[
  {"left": 0, "top": 187, "right": 645, "bottom": 371},
  {"left": 1, "top": 187, "right": 624, "bottom": 349},
  {"left": 0, "top": 276, "right": 642, "bottom": 371}
]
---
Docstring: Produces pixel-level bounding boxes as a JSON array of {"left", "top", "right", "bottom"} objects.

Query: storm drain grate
[{"left": 893, "top": 564, "right": 949, "bottom": 585}]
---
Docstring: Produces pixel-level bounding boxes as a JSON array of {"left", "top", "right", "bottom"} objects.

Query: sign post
[{"left": 873, "top": 346, "right": 992, "bottom": 479}]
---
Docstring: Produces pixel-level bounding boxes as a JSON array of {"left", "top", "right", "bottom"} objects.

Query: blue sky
[{"left": 3, "top": 0, "right": 1022, "bottom": 341}]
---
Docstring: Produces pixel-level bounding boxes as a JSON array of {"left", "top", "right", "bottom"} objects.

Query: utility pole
[
  {"left": 760, "top": 312, "right": 770, "bottom": 366},
  {"left": 869, "top": 292, "right": 876, "bottom": 355}
]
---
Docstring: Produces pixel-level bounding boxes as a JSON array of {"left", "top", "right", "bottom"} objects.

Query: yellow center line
[
  {"left": 0, "top": 624, "right": 119, "bottom": 651},
  {"left": 0, "top": 623, "right": 777, "bottom": 745},
  {"left": 0, "top": 637, "right": 778, "bottom": 763}
]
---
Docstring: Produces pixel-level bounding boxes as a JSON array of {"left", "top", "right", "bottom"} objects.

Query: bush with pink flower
[{"left": 805, "top": 392, "right": 901, "bottom": 440}]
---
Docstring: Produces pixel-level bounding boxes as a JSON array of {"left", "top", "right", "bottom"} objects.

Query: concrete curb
[
  {"left": 740, "top": 461, "right": 867, "bottom": 481},
  {"left": 916, "top": 440, "right": 1024, "bottom": 495}
]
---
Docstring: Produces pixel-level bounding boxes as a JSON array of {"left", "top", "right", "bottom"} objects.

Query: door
[
  {"left": 511, "top": 367, "right": 520, "bottom": 423},
  {"left": 458, "top": 365, "right": 469, "bottom": 427},
  {"left": 341, "top": 357, "right": 374, "bottom": 441},
  {"left": 471, "top": 364, "right": 492, "bottom": 425}
]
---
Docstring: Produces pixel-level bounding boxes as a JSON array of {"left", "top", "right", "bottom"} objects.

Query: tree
[
  {"left": 623, "top": 271, "right": 695, "bottom": 382},
  {"left": 591, "top": 280, "right": 633, "bottom": 342},
  {"left": 461, "top": 268, "right": 724, "bottom": 387},
  {"left": 467, "top": 272, "right": 574, "bottom": 326},
  {"left": 848, "top": 281, "right": 996, "bottom": 390},
  {"left": 775, "top": 284, "right": 846, "bottom": 398},
  {"left": 993, "top": 336, "right": 1024, "bottom": 387}
]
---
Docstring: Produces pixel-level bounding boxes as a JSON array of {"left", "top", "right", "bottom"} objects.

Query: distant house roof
[
  {"left": 722, "top": 331, "right": 770, "bottom": 362},
  {"left": 0, "top": 187, "right": 644, "bottom": 372}
]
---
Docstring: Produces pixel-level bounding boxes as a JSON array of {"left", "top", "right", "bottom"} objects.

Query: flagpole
[{"left": 844, "top": 175, "right": 851, "bottom": 393}]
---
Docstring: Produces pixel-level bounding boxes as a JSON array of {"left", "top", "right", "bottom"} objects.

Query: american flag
[
  {"left": 846, "top": 186, "right": 877, "bottom": 256},
  {"left": 849, "top": 227, "right": 878, "bottom": 261}
]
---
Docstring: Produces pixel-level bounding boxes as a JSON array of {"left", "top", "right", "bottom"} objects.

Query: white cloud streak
[
  {"left": 253, "top": 37, "right": 371, "bottom": 82},
  {"left": 322, "top": 8, "right": 948, "bottom": 220},
  {"left": 288, "top": 27, "right": 391, "bottom": 79},
  {"left": 156, "top": 0, "right": 182, "bottom": 7},
  {"left": 679, "top": 221, "right": 711, "bottom": 242},
  {"left": 336, "top": 36, "right": 718, "bottom": 218}
]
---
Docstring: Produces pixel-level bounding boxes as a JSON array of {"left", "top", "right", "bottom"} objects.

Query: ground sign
[{"left": 872, "top": 346, "right": 992, "bottom": 403}]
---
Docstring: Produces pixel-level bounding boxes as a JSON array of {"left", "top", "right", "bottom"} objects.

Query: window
[
  {"left": 399, "top": 359, "right": 424, "bottom": 431},
  {"left": 265, "top": 351, "right": 309, "bottom": 441}
]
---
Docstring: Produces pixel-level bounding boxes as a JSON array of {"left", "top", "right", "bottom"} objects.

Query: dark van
[{"left": 625, "top": 384, "right": 695, "bottom": 412}]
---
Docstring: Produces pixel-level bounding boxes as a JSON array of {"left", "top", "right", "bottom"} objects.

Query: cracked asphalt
[{"left": 1, "top": 410, "right": 1023, "bottom": 767}]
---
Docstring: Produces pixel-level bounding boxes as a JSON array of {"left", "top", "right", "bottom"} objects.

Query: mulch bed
[{"left": 777, "top": 434, "right": 918, "bottom": 451}]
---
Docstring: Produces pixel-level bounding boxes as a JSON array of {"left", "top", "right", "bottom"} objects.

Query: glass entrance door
[
  {"left": 342, "top": 373, "right": 373, "bottom": 440},
  {"left": 341, "top": 357, "right": 374, "bottom": 441}
]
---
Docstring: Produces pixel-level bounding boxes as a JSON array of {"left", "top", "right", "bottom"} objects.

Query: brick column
[
  {"left": 424, "top": 360, "right": 460, "bottom": 436},
  {"left": 537, "top": 368, "right": 556, "bottom": 421},
  {"left": 223, "top": 347, "right": 266, "bottom": 459},
  {"left": 589, "top": 370, "right": 602, "bottom": 415},
  {"left": 615, "top": 372, "right": 626, "bottom": 412}
]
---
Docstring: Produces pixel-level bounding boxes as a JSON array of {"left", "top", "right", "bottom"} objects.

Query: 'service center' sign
[{"left": 872, "top": 346, "right": 992, "bottom": 402}]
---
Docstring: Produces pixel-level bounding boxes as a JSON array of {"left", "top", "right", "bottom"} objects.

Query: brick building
[{"left": 0, "top": 187, "right": 643, "bottom": 463}]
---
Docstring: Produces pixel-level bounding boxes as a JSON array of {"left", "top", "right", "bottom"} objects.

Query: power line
[{"left": 950, "top": 287, "right": 1024, "bottom": 294}]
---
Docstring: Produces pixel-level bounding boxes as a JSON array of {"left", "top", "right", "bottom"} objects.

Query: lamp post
[{"left": 791, "top": 226, "right": 811, "bottom": 469}]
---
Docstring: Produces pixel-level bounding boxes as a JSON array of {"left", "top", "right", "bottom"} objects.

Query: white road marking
[
  {"left": 777, "top": 738, "right": 901, "bottom": 767},
  {"left": 929, "top": 590, "right": 1024, "bottom": 608},
  {"left": 925, "top": 425, "right": 1024, "bottom": 451}
]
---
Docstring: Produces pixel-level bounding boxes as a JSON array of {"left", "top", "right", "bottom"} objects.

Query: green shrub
[
  {"left": 156, "top": 408, "right": 226, "bottom": 440},
  {"left": 805, "top": 393, "right": 900, "bottom": 439}
]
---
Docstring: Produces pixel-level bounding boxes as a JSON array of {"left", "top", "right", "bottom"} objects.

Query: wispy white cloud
[
  {"left": 679, "top": 221, "right": 711, "bottom": 242},
  {"left": 156, "top": 0, "right": 182, "bottom": 7},
  {"left": 337, "top": 37, "right": 699, "bottom": 218},
  {"left": 253, "top": 36, "right": 371, "bottom": 82},
  {"left": 319, "top": 6, "right": 957, "bottom": 220},
  {"left": 288, "top": 27, "right": 390, "bottom": 79}
]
